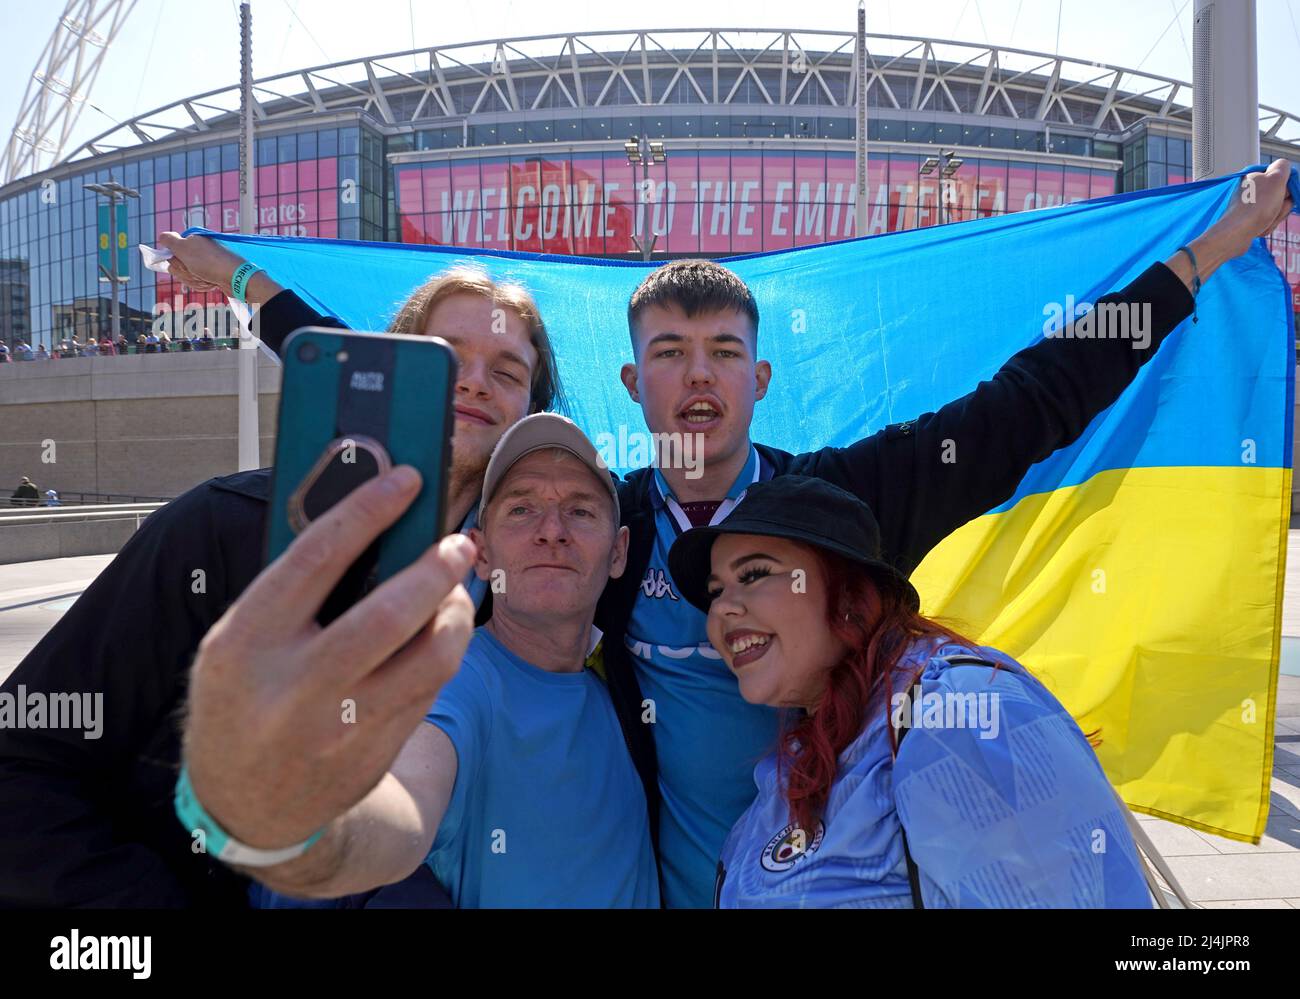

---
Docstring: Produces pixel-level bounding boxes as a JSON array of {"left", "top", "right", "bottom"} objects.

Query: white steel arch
[{"left": 1, "top": 0, "right": 139, "bottom": 185}]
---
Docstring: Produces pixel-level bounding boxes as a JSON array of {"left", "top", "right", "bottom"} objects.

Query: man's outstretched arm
[
  {"left": 157, "top": 232, "right": 348, "bottom": 358},
  {"left": 246, "top": 723, "right": 458, "bottom": 899},
  {"left": 181, "top": 466, "right": 476, "bottom": 898},
  {"left": 0, "top": 482, "right": 264, "bottom": 906},
  {"left": 821, "top": 159, "right": 1294, "bottom": 572}
]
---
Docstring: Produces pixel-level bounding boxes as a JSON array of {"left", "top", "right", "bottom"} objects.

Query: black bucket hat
[{"left": 667, "top": 475, "right": 921, "bottom": 614}]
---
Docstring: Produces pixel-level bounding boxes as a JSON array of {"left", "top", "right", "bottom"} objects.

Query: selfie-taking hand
[{"left": 182, "top": 465, "right": 476, "bottom": 853}]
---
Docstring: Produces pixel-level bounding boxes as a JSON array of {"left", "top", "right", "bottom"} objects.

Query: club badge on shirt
[{"left": 760, "top": 821, "right": 825, "bottom": 872}]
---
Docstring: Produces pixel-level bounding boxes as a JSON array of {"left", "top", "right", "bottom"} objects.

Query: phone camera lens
[{"left": 297, "top": 341, "right": 319, "bottom": 363}]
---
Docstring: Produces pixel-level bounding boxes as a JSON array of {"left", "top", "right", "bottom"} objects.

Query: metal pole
[
  {"left": 854, "top": 1, "right": 868, "bottom": 238},
  {"left": 237, "top": 0, "right": 259, "bottom": 471},
  {"left": 107, "top": 189, "right": 120, "bottom": 342},
  {"left": 641, "top": 147, "right": 652, "bottom": 263},
  {"left": 1192, "top": 0, "right": 1260, "bottom": 180}
]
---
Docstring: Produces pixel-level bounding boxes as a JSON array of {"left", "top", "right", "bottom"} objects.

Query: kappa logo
[
  {"left": 640, "top": 567, "right": 680, "bottom": 601},
  {"left": 761, "top": 821, "right": 825, "bottom": 872}
]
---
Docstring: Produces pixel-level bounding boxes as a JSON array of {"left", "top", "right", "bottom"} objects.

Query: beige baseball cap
[{"left": 481, "top": 413, "right": 619, "bottom": 519}]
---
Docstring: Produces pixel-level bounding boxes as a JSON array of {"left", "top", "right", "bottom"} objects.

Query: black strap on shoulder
[
  {"left": 893, "top": 718, "right": 924, "bottom": 910},
  {"left": 933, "top": 653, "right": 1001, "bottom": 669},
  {"left": 892, "top": 652, "right": 1002, "bottom": 908}
]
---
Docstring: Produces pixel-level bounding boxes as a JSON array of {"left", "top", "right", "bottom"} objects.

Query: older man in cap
[{"left": 180, "top": 413, "right": 659, "bottom": 908}]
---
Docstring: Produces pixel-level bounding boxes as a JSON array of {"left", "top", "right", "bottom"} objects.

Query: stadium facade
[{"left": 1, "top": 28, "right": 1298, "bottom": 349}]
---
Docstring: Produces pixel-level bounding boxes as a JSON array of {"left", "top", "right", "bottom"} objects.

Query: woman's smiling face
[{"left": 704, "top": 534, "right": 849, "bottom": 710}]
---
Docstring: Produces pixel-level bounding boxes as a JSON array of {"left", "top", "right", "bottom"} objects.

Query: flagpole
[
  {"left": 855, "top": 1, "right": 868, "bottom": 239},
  {"left": 237, "top": 0, "right": 260, "bottom": 471}
]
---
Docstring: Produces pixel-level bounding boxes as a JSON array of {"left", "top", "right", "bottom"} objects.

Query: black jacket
[
  {"left": 0, "top": 293, "right": 342, "bottom": 907},
  {"left": 0, "top": 261, "right": 1192, "bottom": 907}
]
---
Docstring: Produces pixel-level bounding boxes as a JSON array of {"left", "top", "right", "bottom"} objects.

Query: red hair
[{"left": 776, "top": 546, "right": 976, "bottom": 835}]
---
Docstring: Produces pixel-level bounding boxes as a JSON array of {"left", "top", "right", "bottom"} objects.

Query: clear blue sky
[{"left": 1, "top": 0, "right": 1298, "bottom": 170}]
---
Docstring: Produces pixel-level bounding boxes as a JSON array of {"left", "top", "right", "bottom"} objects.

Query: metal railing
[
  {"left": 0, "top": 503, "right": 165, "bottom": 528},
  {"left": 4, "top": 491, "right": 173, "bottom": 508},
  {"left": 2, "top": 338, "right": 241, "bottom": 361}
]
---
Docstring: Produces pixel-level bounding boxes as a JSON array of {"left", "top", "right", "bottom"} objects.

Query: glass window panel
[
  {"left": 477, "top": 158, "right": 511, "bottom": 250},
  {"left": 1063, "top": 166, "right": 1091, "bottom": 203},
  {"left": 878, "top": 118, "right": 906, "bottom": 142},
  {"left": 581, "top": 117, "right": 612, "bottom": 141},
  {"left": 318, "top": 156, "right": 337, "bottom": 190},
  {"left": 907, "top": 121, "right": 935, "bottom": 144},
  {"left": 256, "top": 164, "right": 276, "bottom": 197},
  {"left": 1035, "top": 163, "right": 1064, "bottom": 208},
  {"left": 988, "top": 126, "right": 1016, "bottom": 149},
  {"left": 568, "top": 154, "right": 605, "bottom": 256},
  {"left": 935, "top": 121, "right": 962, "bottom": 145},
  {"left": 1090, "top": 168, "right": 1118, "bottom": 199},
  {"left": 975, "top": 158, "right": 1008, "bottom": 216}
]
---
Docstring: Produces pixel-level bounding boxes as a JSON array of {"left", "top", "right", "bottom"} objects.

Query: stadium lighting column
[
  {"left": 920, "top": 151, "right": 962, "bottom": 226},
  {"left": 1192, "top": 0, "right": 1260, "bottom": 179},
  {"left": 83, "top": 179, "right": 138, "bottom": 343},
  {"left": 626, "top": 136, "right": 667, "bottom": 261}
]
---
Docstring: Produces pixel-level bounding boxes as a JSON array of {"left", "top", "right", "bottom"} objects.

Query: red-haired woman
[{"left": 668, "top": 475, "right": 1152, "bottom": 908}]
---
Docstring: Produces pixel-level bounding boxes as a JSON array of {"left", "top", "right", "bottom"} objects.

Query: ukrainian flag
[{"left": 200, "top": 164, "right": 1298, "bottom": 843}]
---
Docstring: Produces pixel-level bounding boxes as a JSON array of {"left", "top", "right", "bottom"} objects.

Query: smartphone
[{"left": 265, "top": 326, "right": 457, "bottom": 624}]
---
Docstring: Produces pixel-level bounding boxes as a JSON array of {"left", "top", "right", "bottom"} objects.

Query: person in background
[
  {"left": 0, "top": 343, "right": 9, "bottom": 363},
  {"left": 99, "top": 336, "right": 116, "bottom": 356},
  {"left": 34, "top": 344, "right": 48, "bottom": 361},
  {"left": 14, "top": 342, "right": 33, "bottom": 361},
  {"left": 179, "top": 335, "right": 194, "bottom": 352},
  {"left": 116, "top": 334, "right": 131, "bottom": 356},
  {"left": 158, "top": 331, "right": 172, "bottom": 354},
  {"left": 43, "top": 490, "right": 61, "bottom": 508},
  {"left": 11, "top": 477, "right": 39, "bottom": 507},
  {"left": 668, "top": 476, "right": 1152, "bottom": 909},
  {"left": 83, "top": 338, "right": 100, "bottom": 357}
]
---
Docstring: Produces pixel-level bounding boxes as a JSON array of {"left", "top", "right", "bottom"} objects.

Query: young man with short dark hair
[{"left": 595, "top": 159, "right": 1294, "bottom": 908}]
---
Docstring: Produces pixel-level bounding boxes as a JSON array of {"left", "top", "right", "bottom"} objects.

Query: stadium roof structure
[{"left": 42, "top": 27, "right": 1300, "bottom": 167}]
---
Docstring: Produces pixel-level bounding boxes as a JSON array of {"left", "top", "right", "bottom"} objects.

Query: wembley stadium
[{"left": 1, "top": 26, "right": 1298, "bottom": 349}]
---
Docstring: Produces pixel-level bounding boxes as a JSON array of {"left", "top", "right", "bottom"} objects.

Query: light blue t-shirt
[
  {"left": 716, "top": 641, "right": 1152, "bottom": 908},
  {"left": 625, "top": 446, "right": 781, "bottom": 909},
  {"left": 425, "top": 626, "right": 660, "bottom": 908}
]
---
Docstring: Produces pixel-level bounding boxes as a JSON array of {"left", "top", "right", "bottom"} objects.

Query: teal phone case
[{"left": 265, "top": 327, "right": 456, "bottom": 618}]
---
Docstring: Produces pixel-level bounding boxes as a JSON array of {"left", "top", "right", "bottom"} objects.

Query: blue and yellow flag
[{"left": 198, "top": 165, "right": 1299, "bottom": 843}]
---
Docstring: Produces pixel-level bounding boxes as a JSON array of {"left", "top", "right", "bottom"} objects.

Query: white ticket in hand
[{"left": 139, "top": 243, "right": 172, "bottom": 274}]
